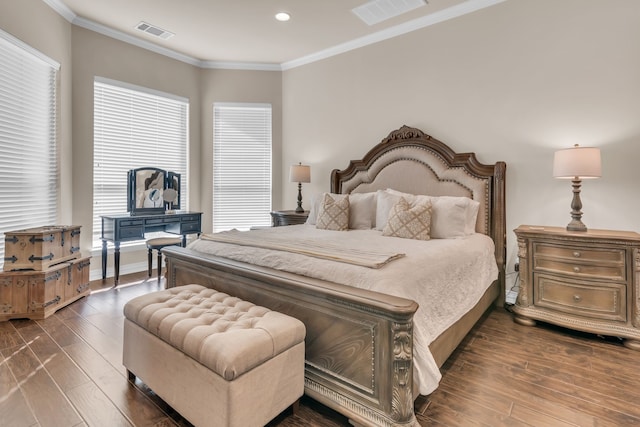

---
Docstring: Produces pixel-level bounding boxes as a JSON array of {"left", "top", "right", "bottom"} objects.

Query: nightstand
[
  {"left": 270, "top": 210, "right": 309, "bottom": 227},
  {"left": 513, "top": 225, "right": 640, "bottom": 350}
]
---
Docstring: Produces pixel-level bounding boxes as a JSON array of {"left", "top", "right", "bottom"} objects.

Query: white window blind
[
  {"left": 0, "top": 30, "right": 59, "bottom": 267},
  {"left": 213, "top": 103, "right": 272, "bottom": 232},
  {"left": 93, "top": 77, "right": 189, "bottom": 248}
]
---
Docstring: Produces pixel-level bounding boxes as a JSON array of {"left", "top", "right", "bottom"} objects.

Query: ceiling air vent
[
  {"left": 135, "top": 21, "right": 174, "bottom": 40},
  {"left": 352, "top": 0, "right": 427, "bottom": 26}
]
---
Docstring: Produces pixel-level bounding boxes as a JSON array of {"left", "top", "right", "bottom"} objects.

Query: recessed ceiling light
[{"left": 275, "top": 12, "right": 290, "bottom": 22}]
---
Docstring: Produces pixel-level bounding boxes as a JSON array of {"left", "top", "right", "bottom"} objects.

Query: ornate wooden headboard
[{"left": 331, "top": 125, "right": 507, "bottom": 297}]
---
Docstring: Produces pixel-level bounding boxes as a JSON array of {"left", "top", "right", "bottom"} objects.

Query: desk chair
[{"left": 146, "top": 237, "right": 182, "bottom": 281}]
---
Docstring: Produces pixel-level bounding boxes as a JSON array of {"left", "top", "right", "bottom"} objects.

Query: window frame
[
  {"left": 213, "top": 102, "right": 272, "bottom": 232},
  {"left": 0, "top": 29, "right": 59, "bottom": 267},
  {"left": 92, "top": 77, "right": 189, "bottom": 249}
]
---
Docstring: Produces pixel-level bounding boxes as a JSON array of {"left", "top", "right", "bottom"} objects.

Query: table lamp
[
  {"left": 553, "top": 144, "right": 601, "bottom": 232},
  {"left": 289, "top": 163, "right": 311, "bottom": 213}
]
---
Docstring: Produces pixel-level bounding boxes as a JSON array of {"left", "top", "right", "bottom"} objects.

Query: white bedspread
[{"left": 188, "top": 225, "right": 499, "bottom": 395}]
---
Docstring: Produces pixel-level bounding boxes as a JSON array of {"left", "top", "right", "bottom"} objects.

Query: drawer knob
[
  {"left": 573, "top": 266, "right": 581, "bottom": 273},
  {"left": 573, "top": 295, "right": 582, "bottom": 302},
  {"left": 573, "top": 251, "right": 581, "bottom": 258}
]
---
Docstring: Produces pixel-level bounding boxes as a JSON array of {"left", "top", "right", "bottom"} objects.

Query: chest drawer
[{"left": 534, "top": 273, "right": 626, "bottom": 322}]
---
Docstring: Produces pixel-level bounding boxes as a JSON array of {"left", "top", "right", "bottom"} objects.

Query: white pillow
[
  {"left": 305, "top": 193, "right": 323, "bottom": 225},
  {"left": 347, "top": 192, "right": 376, "bottom": 229},
  {"left": 432, "top": 195, "right": 479, "bottom": 237},
  {"left": 384, "top": 189, "right": 479, "bottom": 238},
  {"left": 375, "top": 190, "right": 402, "bottom": 231}
]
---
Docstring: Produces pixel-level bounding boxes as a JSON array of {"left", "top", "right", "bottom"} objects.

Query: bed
[{"left": 163, "top": 125, "right": 506, "bottom": 427}]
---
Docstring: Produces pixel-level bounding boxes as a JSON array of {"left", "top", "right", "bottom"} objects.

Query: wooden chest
[
  {"left": 4, "top": 225, "right": 81, "bottom": 271},
  {"left": 0, "top": 256, "right": 91, "bottom": 321}
]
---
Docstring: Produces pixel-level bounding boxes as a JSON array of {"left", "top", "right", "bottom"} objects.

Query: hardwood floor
[{"left": 1, "top": 272, "right": 639, "bottom": 426}]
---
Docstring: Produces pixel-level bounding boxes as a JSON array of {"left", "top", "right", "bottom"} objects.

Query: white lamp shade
[
  {"left": 289, "top": 164, "right": 311, "bottom": 183},
  {"left": 553, "top": 146, "right": 601, "bottom": 179}
]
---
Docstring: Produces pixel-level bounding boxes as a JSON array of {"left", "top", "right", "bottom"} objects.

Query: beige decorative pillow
[
  {"left": 316, "top": 193, "right": 350, "bottom": 231},
  {"left": 382, "top": 197, "right": 432, "bottom": 240}
]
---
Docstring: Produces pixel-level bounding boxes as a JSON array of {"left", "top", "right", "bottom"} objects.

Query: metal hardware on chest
[
  {"left": 30, "top": 253, "right": 54, "bottom": 263},
  {"left": 30, "top": 235, "right": 54, "bottom": 244},
  {"left": 44, "top": 271, "right": 62, "bottom": 282},
  {"left": 42, "top": 295, "right": 61, "bottom": 308}
]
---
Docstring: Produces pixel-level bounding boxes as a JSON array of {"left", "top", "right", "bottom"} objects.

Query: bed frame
[{"left": 163, "top": 125, "right": 506, "bottom": 427}]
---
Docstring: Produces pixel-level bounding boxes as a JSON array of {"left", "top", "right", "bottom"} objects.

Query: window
[
  {"left": 213, "top": 103, "right": 272, "bottom": 232},
  {"left": 0, "top": 29, "right": 59, "bottom": 266},
  {"left": 93, "top": 78, "right": 189, "bottom": 248}
]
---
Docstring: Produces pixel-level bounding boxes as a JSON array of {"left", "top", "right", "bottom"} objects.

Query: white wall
[{"left": 281, "top": 0, "right": 640, "bottom": 284}]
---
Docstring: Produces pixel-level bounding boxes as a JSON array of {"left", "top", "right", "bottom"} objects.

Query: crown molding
[
  {"left": 281, "top": 0, "right": 508, "bottom": 70},
  {"left": 72, "top": 16, "right": 203, "bottom": 67},
  {"left": 43, "top": 0, "right": 507, "bottom": 72},
  {"left": 43, "top": 0, "right": 281, "bottom": 70},
  {"left": 199, "top": 60, "right": 282, "bottom": 71},
  {"left": 41, "top": 0, "right": 76, "bottom": 22}
]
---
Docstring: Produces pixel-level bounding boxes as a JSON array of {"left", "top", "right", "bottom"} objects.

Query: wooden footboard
[{"left": 164, "top": 246, "right": 420, "bottom": 427}]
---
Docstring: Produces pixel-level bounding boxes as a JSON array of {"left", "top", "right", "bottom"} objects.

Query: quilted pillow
[
  {"left": 382, "top": 197, "right": 432, "bottom": 240},
  {"left": 316, "top": 193, "right": 350, "bottom": 231}
]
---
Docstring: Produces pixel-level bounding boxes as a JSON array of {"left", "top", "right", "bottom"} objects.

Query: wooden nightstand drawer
[
  {"left": 535, "top": 273, "right": 626, "bottom": 322},
  {"left": 534, "top": 243, "right": 625, "bottom": 265},
  {"left": 533, "top": 258, "right": 626, "bottom": 281},
  {"left": 533, "top": 243, "right": 626, "bottom": 281}
]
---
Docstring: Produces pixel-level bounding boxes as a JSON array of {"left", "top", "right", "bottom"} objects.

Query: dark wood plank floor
[{"left": 1, "top": 272, "right": 639, "bottom": 426}]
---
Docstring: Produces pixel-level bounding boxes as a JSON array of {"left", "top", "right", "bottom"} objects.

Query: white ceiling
[{"left": 46, "top": 0, "right": 507, "bottom": 70}]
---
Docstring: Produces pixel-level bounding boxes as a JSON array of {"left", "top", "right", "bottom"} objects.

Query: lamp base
[
  {"left": 566, "top": 219, "right": 587, "bottom": 232},
  {"left": 566, "top": 178, "right": 587, "bottom": 232},
  {"left": 295, "top": 182, "right": 304, "bottom": 213}
]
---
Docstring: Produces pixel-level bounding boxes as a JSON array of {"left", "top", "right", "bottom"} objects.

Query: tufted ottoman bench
[{"left": 122, "top": 284, "right": 306, "bottom": 427}]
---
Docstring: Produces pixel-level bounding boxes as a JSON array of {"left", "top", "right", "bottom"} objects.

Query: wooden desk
[{"left": 101, "top": 211, "right": 202, "bottom": 284}]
